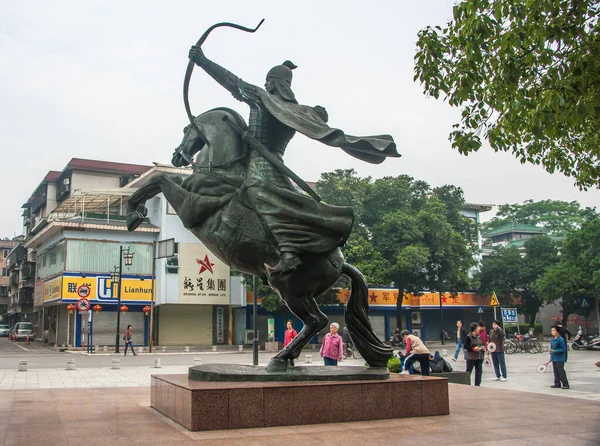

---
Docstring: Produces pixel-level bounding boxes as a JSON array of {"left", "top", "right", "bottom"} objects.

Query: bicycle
[{"left": 343, "top": 340, "right": 362, "bottom": 360}]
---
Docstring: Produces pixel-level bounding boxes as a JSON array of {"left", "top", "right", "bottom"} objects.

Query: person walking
[
  {"left": 554, "top": 321, "right": 572, "bottom": 363},
  {"left": 320, "top": 322, "right": 344, "bottom": 366},
  {"left": 550, "top": 325, "right": 570, "bottom": 389},
  {"left": 401, "top": 330, "right": 430, "bottom": 376},
  {"left": 284, "top": 320, "right": 298, "bottom": 366},
  {"left": 489, "top": 320, "right": 507, "bottom": 381},
  {"left": 124, "top": 324, "right": 136, "bottom": 356},
  {"left": 452, "top": 320, "right": 467, "bottom": 362},
  {"left": 464, "top": 322, "right": 486, "bottom": 386}
]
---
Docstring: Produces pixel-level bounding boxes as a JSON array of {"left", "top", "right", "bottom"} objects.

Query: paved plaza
[{"left": 1, "top": 341, "right": 599, "bottom": 445}]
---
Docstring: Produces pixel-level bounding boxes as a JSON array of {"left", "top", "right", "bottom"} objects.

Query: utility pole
[{"left": 253, "top": 275, "right": 258, "bottom": 366}]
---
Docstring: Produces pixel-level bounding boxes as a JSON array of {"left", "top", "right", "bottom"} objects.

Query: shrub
[{"left": 387, "top": 357, "right": 401, "bottom": 373}]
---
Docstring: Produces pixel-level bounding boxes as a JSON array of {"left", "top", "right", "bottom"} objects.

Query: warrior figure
[{"left": 188, "top": 46, "right": 397, "bottom": 275}]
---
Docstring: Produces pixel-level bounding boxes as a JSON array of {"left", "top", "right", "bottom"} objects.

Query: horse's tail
[{"left": 342, "top": 263, "right": 393, "bottom": 367}]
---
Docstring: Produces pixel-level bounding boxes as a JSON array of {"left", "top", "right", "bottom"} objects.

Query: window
[
  {"left": 1, "top": 268, "right": 7, "bottom": 277},
  {"left": 166, "top": 255, "right": 179, "bottom": 274},
  {"left": 42, "top": 254, "right": 47, "bottom": 267},
  {"left": 50, "top": 253, "right": 56, "bottom": 265},
  {"left": 0, "top": 286, "right": 7, "bottom": 296},
  {"left": 2, "top": 249, "right": 8, "bottom": 258},
  {"left": 167, "top": 202, "right": 176, "bottom": 215}
]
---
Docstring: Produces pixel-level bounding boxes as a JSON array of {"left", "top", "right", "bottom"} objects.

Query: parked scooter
[{"left": 572, "top": 327, "right": 600, "bottom": 351}]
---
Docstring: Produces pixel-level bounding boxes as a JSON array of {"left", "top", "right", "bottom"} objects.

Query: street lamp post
[{"left": 112, "top": 246, "right": 134, "bottom": 353}]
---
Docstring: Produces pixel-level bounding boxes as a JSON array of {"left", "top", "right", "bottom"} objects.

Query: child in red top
[{"left": 284, "top": 321, "right": 298, "bottom": 366}]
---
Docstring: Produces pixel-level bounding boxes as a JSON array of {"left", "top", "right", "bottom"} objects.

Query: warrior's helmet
[{"left": 266, "top": 60, "right": 298, "bottom": 103}]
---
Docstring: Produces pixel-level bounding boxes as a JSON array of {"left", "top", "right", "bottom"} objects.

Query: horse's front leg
[{"left": 126, "top": 174, "right": 183, "bottom": 231}]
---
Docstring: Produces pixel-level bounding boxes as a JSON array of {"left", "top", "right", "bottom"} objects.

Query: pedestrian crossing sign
[
  {"left": 477, "top": 306, "right": 484, "bottom": 314},
  {"left": 490, "top": 292, "right": 499, "bottom": 307}
]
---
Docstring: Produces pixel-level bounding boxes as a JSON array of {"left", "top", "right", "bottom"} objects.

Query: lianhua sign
[{"left": 61, "top": 272, "right": 153, "bottom": 304}]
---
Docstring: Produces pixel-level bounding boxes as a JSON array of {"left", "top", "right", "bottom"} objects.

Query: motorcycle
[
  {"left": 387, "top": 332, "right": 406, "bottom": 348},
  {"left": 572, "top": 327, "right": 600, "bottom": 351}
]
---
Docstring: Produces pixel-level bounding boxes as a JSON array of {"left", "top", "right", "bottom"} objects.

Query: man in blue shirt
[{"left": 550, "top": 325, "right": 570, "bottom": 389}]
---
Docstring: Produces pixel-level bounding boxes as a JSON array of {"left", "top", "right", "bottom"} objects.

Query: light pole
[{"left": 112, "top": 246, "right": 134, "bottom": 353}]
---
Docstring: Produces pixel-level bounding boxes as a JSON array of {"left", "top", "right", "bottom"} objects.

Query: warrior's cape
[{"left": 258, "top": 90, "right": 400, "bottom": 164}]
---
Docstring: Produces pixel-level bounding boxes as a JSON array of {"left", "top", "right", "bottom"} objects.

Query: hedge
[{"left": 387, "top": 357, "right": 401, "bottom": 373}]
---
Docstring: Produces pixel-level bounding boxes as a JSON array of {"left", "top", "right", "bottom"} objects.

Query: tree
[
  {"left": 478, "top": 235, "right": 559, "bottom": 326},
  {"left": 414, "top": 0, "right": 600, "bottom": 189},
  {"left": 536, "top": 216, "right": 600, "bottom": 326},
  {"left": 481, "top": 199, "right": 596, "bottom": 236},
  {"left": 317, "top": 172, "right": 477, "bottom": 331}
]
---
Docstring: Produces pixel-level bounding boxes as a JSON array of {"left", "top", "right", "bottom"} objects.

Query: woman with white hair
[{"left": 320, "top": 322, "right": 344, "bottom": 366}]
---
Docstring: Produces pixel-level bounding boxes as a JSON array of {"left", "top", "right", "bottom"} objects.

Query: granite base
[{"left": 151, "top": 373, "right": 449, "bottom": 431}]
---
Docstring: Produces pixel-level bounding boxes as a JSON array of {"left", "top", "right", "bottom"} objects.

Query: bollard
[
  {"left": 94, "top": 345, "right": 100, "bottom": 353},
  {"left": 103, "top": 346, "right": 108, "bottom": 352},
  {"left": 212, "top": 345, "right": 217, "bottom": 352},
  {"left": 161, "top": 346, "right": 167, "bottom": 353},
  {"left": 66, "top": 359, "right": 76, "bottom": 370},
  {"left": 111, "top": 359, "right": 120, "bottom": 369},
  {"left": 139, "top": 346, "right": 144, "bottom": 353},
  {"left": 154, "top": 358, "right": 162, "bottom": 368},
  {"left": 238, "top": 345, "right": 243, "bottom": 352},
  {"left": 193, "top": 357, "right": 202, "bottom": 366},
  {"left": 18, "top": 360, "right": 28, "bottom": 372},
  {"left": 441, "top": 349, "right": 448, "bottom": 356},
  {"left": 304, "top": 354, "right": 312, "bottom": 364},
  {"left": 185, "top": 346, "right": 190, "bottom": 353}
]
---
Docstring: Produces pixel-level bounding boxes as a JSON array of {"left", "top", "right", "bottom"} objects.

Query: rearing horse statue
[{"left": 126, "top": 21, "right": 400, "bottom": 371}]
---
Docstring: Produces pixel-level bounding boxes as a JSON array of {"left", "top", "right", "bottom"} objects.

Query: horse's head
[{"left": 172, "top": 121, "right": 206, "bottom": 167}]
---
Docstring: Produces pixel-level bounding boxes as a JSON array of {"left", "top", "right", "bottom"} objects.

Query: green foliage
[
  {"left": 478, "top": 235, "right": 559, "bottom": 325},
  {"left": 414, "top": 0, "right": 600, "bottom": 189},
  {"left": 316, "top": 171, "right": 477, "bottom": 330},
  {"left": 536, "top": 216, "right": 600, "bottom": 324},
  {"left": 481, "top": 199, "right": 596, "bottom": 237},
  {"left": 387, "top": 357, "right": 401, "bottom": 373}
]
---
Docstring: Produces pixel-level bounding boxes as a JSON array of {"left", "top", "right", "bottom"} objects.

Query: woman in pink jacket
[{"left": 320, "top": 322, "right": 344, "bottom": 366}]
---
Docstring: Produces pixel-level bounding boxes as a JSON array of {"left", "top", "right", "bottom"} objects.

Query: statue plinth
[{"left": 151, "top": 371, "right": 449, "bottom": 431}]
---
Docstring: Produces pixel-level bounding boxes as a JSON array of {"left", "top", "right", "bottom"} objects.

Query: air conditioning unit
[
  {"left": 412, "top": 328, "right": 421, "bottom": 338},
  {"left": 244, "top": 329, "right": 259, "bottom": 345},
  {"left": 412, "top": 311, "right": 421, "bottom": 325}
]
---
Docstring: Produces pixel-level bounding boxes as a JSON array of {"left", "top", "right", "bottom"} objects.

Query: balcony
[
  {"left": 18, "top": 288, "right": 33, "bottom": 306},
  {"left": 20, "top": 263, "right": 35, "bottom": 281}
]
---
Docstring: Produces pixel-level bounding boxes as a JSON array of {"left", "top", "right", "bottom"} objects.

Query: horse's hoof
[
  {"left": 126, "top": 213, "right": 143, "bottom": 232},
  {"left": 265, "top": 358, "right": 288, "bottom": 373},
  {"left": 126, "top": 206, "right": 147, "bottom": 231}
]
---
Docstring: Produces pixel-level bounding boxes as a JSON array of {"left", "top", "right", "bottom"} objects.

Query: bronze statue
[{"left": 127, "top": 20, "right": 400, "bottom": 370}]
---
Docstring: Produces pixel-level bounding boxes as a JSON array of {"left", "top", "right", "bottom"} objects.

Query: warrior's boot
[{"left": 270, "top": 251, "right": 302, "bottom": 275}]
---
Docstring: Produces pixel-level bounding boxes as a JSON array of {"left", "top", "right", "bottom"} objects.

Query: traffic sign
[
  {"left": 490, "top": 292, "right": 499, "bottom": 307},
  {"left": 477, "top": 306, "right": 484, "bottom": 314},
  {"left": 77, "top": 284, "right": 91, "bottom": 298},
  {"left": 76, "top": 298, "right": 91, "bottom": 312},
  {"left": 501, "top": 308, "right": 518, "bottom": 323},
  {"left": 580, "top": 297, "right": 590, "bottom": 308}
]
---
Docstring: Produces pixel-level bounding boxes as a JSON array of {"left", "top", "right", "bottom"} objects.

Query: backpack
[
  {"left": 442, "top": 358, "right": 453, "bottom": 372},
  {"left": 123, "top": 335, "right": 126, "bottom": 341},
  {"left": 430, "top": 359, "right": 444, "bottom": 373}
]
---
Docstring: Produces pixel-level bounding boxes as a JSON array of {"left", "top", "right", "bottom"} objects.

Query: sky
[{"left": 0, "top": 0, "right": 598, "bottom": 237}]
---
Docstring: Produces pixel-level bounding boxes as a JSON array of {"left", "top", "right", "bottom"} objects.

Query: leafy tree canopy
[
  {"left": 481, "top": 199, "right": 596, "bottom": 237},
  {"left": 478, "top": 235, "right": 559, "bottom": 325},
  {"left": 316, "top": 170, "right": 478, "bottom": 330},
  {"left": 415, "top": 0, "right": 600, "bottom": 189}
]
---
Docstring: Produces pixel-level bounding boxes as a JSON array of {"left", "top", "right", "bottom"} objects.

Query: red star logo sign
[
  {"left": 196, "top": 255, "right": 215, "bottom": 274},
  {"left": 369, "top": 292, "right": 377, "bottom": 304},
  {"left": 441, "top": 295, "right": 448, "bottom": 304}
]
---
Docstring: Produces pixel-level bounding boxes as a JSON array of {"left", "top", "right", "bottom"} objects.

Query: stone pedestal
[{"left": 151, "top": 373, "right": 449, "bottom": 431}]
